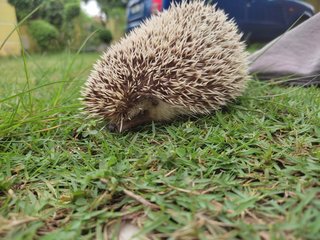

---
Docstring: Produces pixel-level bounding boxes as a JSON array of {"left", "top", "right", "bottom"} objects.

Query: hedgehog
[{"left": 82, "top": 1, "right": 249, "bottom": 133}]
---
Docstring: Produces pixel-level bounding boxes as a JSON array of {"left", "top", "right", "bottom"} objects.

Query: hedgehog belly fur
[{"left": 148, "top": 100, "right": 191, "bottom": 121}]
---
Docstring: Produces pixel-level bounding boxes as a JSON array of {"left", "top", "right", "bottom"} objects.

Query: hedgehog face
[
  {"left": 108, "top": 96, "right": 159, "bottom": 133},
  {"left": 108, "top": 96, "right": 183, "bottom": 133}
]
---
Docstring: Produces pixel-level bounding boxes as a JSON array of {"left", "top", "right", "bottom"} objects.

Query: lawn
[{"left": 0, "top": 52, "right": 319, "bottom": 239}]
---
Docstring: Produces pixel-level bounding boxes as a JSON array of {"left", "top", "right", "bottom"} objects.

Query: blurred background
[
  {"left": 0, "top": 0, "right": 319, "bottom": 57},
  {"left": 0, "top": 0, "right": 126, "bottom": 56}
]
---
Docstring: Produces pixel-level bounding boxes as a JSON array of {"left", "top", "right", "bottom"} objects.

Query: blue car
[{"left": 126, "top": 0, "right": 315, "bottom": 42}]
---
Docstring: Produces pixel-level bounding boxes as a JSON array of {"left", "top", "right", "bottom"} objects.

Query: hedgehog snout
[{"left": 108, "top": 123, "right": 118, "bottom": 133}]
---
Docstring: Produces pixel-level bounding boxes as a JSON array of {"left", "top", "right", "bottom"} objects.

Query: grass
[{"left": 0, "top": 51, "right": 319, "bottom": 240}]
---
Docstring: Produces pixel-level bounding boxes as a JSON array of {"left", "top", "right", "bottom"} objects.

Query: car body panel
[
  {"left": 210, "top": 0, "right": 314, "bottom": 41},
  {"left": 126, "top": 0, "right": 314, "bottom": 42}
]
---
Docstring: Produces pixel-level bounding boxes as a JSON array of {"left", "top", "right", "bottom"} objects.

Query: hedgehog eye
[
  {"left": 135, "top": 109, "right": 148, "bottom": 119},
  {"left": 138, "top": 107, "right": 147, "bottom": 116}
]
